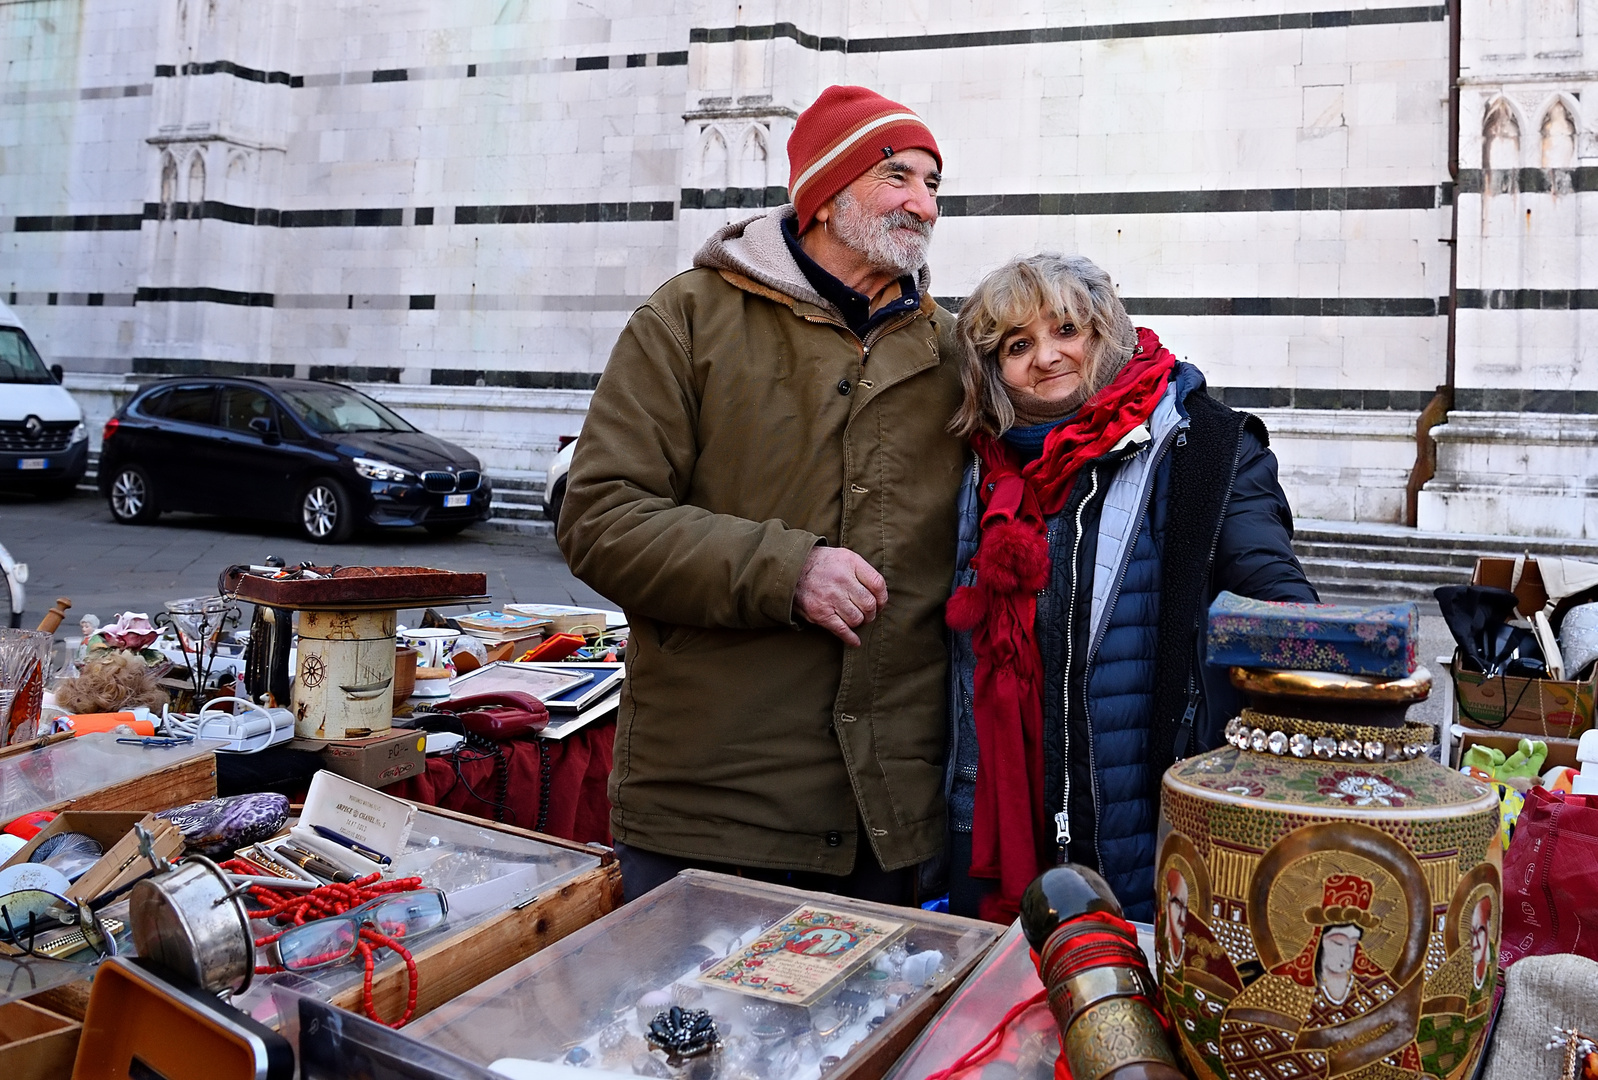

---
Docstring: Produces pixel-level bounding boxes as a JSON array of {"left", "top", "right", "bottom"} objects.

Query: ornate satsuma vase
[{"left": 1157, "top": 730, "right": 1500, "bottom": 1080}]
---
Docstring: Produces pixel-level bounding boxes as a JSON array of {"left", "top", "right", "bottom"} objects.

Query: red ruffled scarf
[{"left": 947, "top": 327, "right": 1177, "bottom": 922}]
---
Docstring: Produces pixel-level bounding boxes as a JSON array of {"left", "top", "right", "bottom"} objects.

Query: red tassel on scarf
[{"left": 949, "top": 328, "right": 1178, "bottom": 922}]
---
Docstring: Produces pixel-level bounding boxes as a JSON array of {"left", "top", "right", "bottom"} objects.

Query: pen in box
[{"left": 309, "top": 824, "right": 393, "bottom": 866}]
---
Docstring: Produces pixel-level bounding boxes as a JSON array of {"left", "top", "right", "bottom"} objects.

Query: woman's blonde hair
[{"left": 949, "top": 253, "right": 1137, "bottom": 438}]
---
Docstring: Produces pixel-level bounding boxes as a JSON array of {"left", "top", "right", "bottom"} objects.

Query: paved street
[{"left": 1, "top": 489, "right": 609, "bottom": 625}]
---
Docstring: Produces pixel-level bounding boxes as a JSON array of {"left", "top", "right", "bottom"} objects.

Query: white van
[{"left": 0, "top": 300, "right": 88, "bottom": 498}]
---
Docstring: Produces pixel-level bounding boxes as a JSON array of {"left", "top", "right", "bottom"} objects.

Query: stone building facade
[{"left": 1, "top": 0, "right": 1592, "bottom": 536}]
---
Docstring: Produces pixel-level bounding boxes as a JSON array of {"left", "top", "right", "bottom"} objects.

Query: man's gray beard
[{"left": 830, "top": 191, "right": 934, "bottom": 277}]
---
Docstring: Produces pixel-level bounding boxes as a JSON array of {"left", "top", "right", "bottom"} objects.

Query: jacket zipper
[
  {"left": 1077, "top": 430, "right": 1179, "bottom": 875},
  {"left": 1056, "top": 466, "right": 1099, "bottom": 852},
  {"left": 1174, "top": 427, "right": 1247, "bottom": 762}
]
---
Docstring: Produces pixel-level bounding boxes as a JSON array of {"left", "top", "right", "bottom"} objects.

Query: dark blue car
[{"left": 98, "top": 377, "right": 492, "bottom": 543}]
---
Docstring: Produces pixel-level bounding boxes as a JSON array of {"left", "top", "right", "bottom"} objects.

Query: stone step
[
  {"left": 489, "top": 500, "right": 548, "bottom": 521},
  {"left": 1297, "top": 555, "right": 1469, "bottom": 587},
  {"left": 481, "top": 516, "right": 554, "bottom": 537},
  {"left": 1293, "top": 539, "right": 1483, "bottom": 570},
  {"left": 1294, "top": 520, "right": 1598, "bottom": 559},
  {"left": 486, "top": 470, "right": 547, "bottom": 492},
  {"left": 492, "top": 487, "right": 545, "bottom": 507},
  {"left": 1313, "top": 580, "right": 1445, "bottom": 603}
]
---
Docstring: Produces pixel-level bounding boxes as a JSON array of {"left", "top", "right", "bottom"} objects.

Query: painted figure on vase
[
  {"left": 1416, "top": 872, "right": 1501, "bottom": 1079},
  {"left": 1218, "top": 870, "right": 1424, "bottom": 1079},
  {"left": 1157, "top": 854, "right": 1242, "bottom": 1078}
]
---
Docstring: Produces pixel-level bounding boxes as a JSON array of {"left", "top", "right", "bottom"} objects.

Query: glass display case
[
  {"left": 404, "top": 870, "right": 1002, "bottom": 1080},
  {"left": 233, "top": 807, "right": 604, "bottom": 1027},
  {"left": 0, "top": 732, "right": 221, "bottom": 821}
]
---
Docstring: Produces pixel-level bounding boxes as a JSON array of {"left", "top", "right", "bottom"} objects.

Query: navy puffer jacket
[{"left": 946, "top": 362, "right": 1318, "bottom": 920}]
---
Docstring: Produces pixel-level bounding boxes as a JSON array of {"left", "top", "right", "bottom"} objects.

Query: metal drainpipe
[{"left": 1405, "top": 0, "right": 1462, "bottom": 527}]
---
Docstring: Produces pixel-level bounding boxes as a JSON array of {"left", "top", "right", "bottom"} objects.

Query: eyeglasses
[
  {"left": 274, "top": 889, "right": 448, "bottom": 972},
  {"left": 0, "top": 890, "right": 119, "bottom": 961}
]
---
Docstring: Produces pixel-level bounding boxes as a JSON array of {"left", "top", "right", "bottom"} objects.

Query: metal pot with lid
[{"left": 128, "top": 828, "right": 254, "bottom": 997}]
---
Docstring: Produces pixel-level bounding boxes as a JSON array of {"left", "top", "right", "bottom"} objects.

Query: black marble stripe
[
  {"left": 307, "top": 365, "right": 402, "bottom": 383},
  {"left": 431, "top": 370, "right": 603, "bottom": 390},
  {"left": 1455, "top": 288, "right": 1598, "bottom": 309},
  {"left": 135, "top": 286, "right": 274, "bottom": 307},
  {"left": 15, "top": 213, "right": 144, "bottom": 232},
  {"left": 155, "top": 60, "right": 292, "bottom": 84},
  {"left": 690, "top": 6, "right": 1445, "bottom": 52},
  {"left": 940, "top": 185, "right": 1440, "bottom": 216},
  {"left": 133, "top": 357, "right": 295, "bottom": 377},
  {"left": 1209, "top": 386, "right": 1440, "bottom": 410},
  {"left": 1454, "top": 388, "right": 1598, "bottom": 413},
  {"left": 455, "top": 202, "right": 675, "bottom": 224},
  {"left": 1124, "top": 296, "right": 1440, "bottom": 317},
  {"left": 935, "top": 295, "right": 1442, "bottom": 318},
  {"left": 680, "top": 186, "right": 790, "bottom": 209},
  {"left": 1456, "top": 167, "right": 1598, "bottom": 194},
  {"left": 155, "top": 50, "right": 689, "bottom": 90}
]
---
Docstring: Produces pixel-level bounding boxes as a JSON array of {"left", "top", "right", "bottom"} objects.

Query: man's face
[
  {"left": 1471, "top": 899, "right": 1492, "bottom": 986},
  {"left": 826, "top": 149, "right": 941, "bottom": 276},
  {"left": 1165, "top": 875, "right": 1189, "bottom": 959},
  {"left": 1320, "top": 926, "right": 1361, "bottom": 979}
]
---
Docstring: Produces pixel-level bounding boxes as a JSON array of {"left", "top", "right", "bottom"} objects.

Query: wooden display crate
[
  {"left": 0, "top": 733, "right": 217, "bottom": 815},
  {"left": 328, "top": 804, "right": 623, "bottom": 1024},
  {"left": 33, "top": 803, "right": 621, "bottom": 1028},
  {"left": 0, "top": 999, "right": 80, "bottom": 1080}
]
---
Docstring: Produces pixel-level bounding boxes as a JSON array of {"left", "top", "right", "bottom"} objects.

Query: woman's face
[{"left": 997, "top": 312, "right": 1091, "bottom": 403}]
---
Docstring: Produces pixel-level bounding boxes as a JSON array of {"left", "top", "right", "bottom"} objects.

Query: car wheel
[
  {"left": 546, "top": 477, "right": 566, "bottom": 532},
  {"left": 424, "top": 521, "right": 472, "bottom": 537},
  {"left": 299, "top": 477, "right": 355, "bottom": 543},
  {"left": 108, "top": 465, "right": 160, "bottom": 524}
]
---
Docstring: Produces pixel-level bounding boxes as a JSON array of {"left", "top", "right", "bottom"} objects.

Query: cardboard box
[
  {"left": 1452, "top": 728, "right": 1582, "bottom": 772},
  {"left": 288, "top": 729, "right": 426, "bottom": 788},
  {"left": 1452, "top": 647, "right": 1597, "bottom": 737},
  {"left": 1472, "top": 555, "right": 1549, "bottom": 616},
  {"left": 3, "top": 811, "right": 182, "bottom": 901}
]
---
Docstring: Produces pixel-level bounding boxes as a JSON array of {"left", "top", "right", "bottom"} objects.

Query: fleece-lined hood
[{"left": 693, "top": 204, "right": 934, "bottom": 318}]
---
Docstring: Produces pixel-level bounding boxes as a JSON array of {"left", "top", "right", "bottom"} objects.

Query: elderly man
[{"left": 557, "top": 86, "right": 964, "bottom": 904}]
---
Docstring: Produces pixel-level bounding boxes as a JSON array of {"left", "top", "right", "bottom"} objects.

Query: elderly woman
[{"left": 945, "top": 254, "right": 1318, "bottom": 922}]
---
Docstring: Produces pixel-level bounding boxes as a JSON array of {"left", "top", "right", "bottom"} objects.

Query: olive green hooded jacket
[{"left": 557, "top": 205, "right": 965, "bottom": 875}]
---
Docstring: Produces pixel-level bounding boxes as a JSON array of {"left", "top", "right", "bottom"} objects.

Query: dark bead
[{"left": 1018, "top": 864, "right": 1122, "bottom": 952}]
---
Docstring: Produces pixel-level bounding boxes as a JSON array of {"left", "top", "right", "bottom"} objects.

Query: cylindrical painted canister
[{"left": 291, "top": 609, "right": 397, "bottom": 738}]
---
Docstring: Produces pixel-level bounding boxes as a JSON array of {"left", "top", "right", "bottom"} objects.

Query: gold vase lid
[{"left": 1229, "top": 665, "right": 1433, "bottom": 705}]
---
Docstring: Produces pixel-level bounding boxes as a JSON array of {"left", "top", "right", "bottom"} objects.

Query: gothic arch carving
[
  {"left": 1540, "top": 96, "right": 1578, "bottom": 169},
  {"left": 159, "top": 152, "right": 179, "bottom": 220},
  {"left": 733, "top": 124, "right": 768, "bottom": 190},
  {"left": 186, "top": 150, "right": 206, "bottom": 205},
  {"left": 1482, "top": 97, "right": 1522, "bottom": 193},
  {"left": 699, "top": 126, "right": 730, "bottom": 189}
]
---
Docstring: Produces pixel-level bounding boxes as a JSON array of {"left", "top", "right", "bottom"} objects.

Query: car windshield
[
  {"left": 0, "top": 327, "right": 54, "bottom": 385},
  {"left": 276, "top": 385, "right": 416, "bottom": 434}
]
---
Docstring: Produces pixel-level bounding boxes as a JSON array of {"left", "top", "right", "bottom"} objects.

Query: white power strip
[{"left": 172, "top": 698, "right": 296, "bottom": 753}]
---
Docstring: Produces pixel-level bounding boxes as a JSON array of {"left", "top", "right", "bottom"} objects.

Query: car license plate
[
  {"left": 443, "top": 493, "right": 470, "bottom": 508},
  {"left": 17, "top": 459, "right": 47, "bottom": 471}
]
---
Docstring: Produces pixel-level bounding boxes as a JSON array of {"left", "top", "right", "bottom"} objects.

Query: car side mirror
[
  {"left": 248, "top": 416, "right": 280, "bottom": 443},
  {"left": 49, "top": 364, "right": 63, "bottom": 384}
]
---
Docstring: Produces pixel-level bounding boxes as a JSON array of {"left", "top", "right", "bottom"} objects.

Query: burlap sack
[{"left": 1483, "top": 953, "right": 1598, "bottom": 1078}]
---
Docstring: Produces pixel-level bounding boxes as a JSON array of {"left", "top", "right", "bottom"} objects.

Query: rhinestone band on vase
[{"left": 1224, "top": 710, "right": 1432, "bottom": 763}]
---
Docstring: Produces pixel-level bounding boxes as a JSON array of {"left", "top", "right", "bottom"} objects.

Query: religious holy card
[{"left": 697, "top": 905, "right": 904, "bottom": 1005}]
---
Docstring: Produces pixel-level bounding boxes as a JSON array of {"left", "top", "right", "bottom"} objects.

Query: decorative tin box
[{"left": 1206, "top": 591, "right": 1419, "bottom": 679}]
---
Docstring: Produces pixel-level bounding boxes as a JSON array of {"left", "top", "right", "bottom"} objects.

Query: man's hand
[{"left": 794, "top": 546, "right": 889, "bottom": 647}]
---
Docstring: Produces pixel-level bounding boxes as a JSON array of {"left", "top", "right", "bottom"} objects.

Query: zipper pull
[
  {"left": 1176, "top": 430, "right": 1188, "bottom": 447},
  {"left": 1174, "top": 691, "right": 1199, "bottom": 761},
  {"left": 1054, "top": 811, "right": 1071, "bottom": 845}
]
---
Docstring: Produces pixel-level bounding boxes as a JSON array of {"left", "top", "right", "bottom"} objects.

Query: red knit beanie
[{"left": 787, "top": 85, "right": 942, "bottom": 233}]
